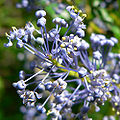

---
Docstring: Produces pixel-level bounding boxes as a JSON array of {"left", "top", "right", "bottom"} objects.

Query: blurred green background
[{"left": 0, "top": 0, "right": 120, "bottom": 119}]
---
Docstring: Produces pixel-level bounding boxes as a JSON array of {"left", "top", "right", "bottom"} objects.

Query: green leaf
[
  {"left": 108, "top": 24, "right": 120, "bottom": 39},
  {"left": 99, "top": 8, "right": 114, "bottom": 23}
]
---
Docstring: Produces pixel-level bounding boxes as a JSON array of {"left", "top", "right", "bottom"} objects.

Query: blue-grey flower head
[
  {"left": 4, "top": 5, "right": 120, "bottom": 120},
  {"left": 35, "top": 10, "right": 46, "bottom": 18}
]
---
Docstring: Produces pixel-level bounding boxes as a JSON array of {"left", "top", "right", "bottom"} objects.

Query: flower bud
[
  {"left": 37, "top": 17, "right": 46, "bottom": 27},
  {"left": 35, "top": 10, "right": 46, "bottom": 18}
]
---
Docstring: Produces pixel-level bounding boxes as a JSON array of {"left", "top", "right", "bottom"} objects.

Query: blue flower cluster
[
  {"left": 5, "top": 6, "right": 120, "bottom": 120},
  {"left": 16, "top": 0, "right": 66, "bottom": 13}
]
